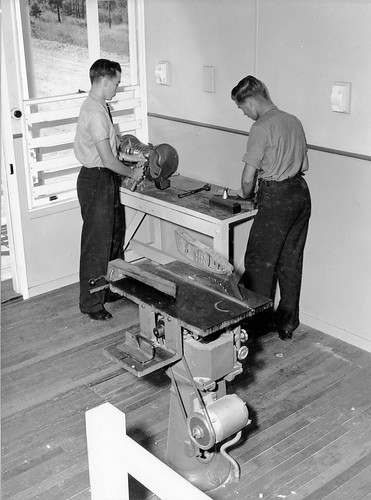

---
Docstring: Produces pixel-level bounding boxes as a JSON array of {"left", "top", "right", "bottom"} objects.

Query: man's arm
[
  {"left": 302, "top": 151, "right": 309, "bottom": 172},
  {"left": 238, "top": 162, "right": 258, "bottom": 199},
  {"left": 96, "top": 138, "right": 144, "bottom": 180}
]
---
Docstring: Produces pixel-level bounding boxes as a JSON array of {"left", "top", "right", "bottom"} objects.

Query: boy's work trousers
[
  {"left": 242, "top": 173, "right": 311, "bottom": 332},
  {"left": 77, "top": 167, "right": 125, "bottom": 313}
]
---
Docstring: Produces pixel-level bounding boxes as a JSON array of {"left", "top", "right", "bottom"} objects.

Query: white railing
[
  {"left": 22, "top": 87, "right": 143, "bottom": 208},
  {"left": 85, "top": 402, "right": 210, "bottom": 500}
]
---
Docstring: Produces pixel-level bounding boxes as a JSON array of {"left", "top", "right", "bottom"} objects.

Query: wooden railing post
[
  {"left": 85, "top": 402, "right": 210, "bottom": 500},
  {"left": 86, "top": 403, "right": 129, "bottom": 500}
]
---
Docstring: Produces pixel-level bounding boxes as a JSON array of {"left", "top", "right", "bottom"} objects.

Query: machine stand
[{"left": 101, "top": 258, "right": 272, "bottom": 493}]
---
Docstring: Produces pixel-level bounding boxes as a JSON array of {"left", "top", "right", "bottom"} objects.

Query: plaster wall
[{"left": 144, "top": 0, "right": 371, "bottom": 351}]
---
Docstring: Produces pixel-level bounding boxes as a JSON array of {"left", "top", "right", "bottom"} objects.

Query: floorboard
[
  {"left": 1, "top": 282, "right": 371, "bottom": 499},
  {"left": 1, "top": 279, "right": 22, "bottom": 305}
]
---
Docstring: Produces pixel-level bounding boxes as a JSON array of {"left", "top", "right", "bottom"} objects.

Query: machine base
[{"left": 166, "top": 449, "right": 233, "bottom": 493}]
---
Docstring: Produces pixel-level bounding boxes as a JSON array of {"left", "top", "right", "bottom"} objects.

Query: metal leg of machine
[
  {"left": 165, "top": 326, "right": 250, "bottom": 493},
  {"left": 101, "top": 258, "right": 271, "bottom": 495}
]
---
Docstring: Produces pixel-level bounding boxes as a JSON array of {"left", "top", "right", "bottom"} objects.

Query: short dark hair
[
  {"left": 231, "top": 75, "right": 270, "bottom": 104},
  {"left": 89, "top": 59, "right": 121, "bottom": 84}
]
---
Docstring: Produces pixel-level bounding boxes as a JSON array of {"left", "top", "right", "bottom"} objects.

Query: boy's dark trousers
[
  {"left": 242, "top": 174, "right": 311, "bottom": 333},
  {"left": 77, "top": 167, "right": 125, "bottom": 313}
]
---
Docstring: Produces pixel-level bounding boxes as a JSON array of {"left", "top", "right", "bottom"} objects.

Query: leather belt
[{"left": 259, "top": 171, "right": 302, "bottom": 185}]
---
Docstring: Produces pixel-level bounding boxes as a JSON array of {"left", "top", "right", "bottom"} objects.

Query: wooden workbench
[{"left": 120, "top": 175, "right": 257, "bottom": 267}]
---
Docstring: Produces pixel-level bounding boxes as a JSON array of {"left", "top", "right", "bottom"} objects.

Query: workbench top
[{"left": 120, "top": 175, "right": 257, "bottom": 223}]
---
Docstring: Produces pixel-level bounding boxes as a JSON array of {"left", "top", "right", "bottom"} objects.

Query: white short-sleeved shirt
[
  {"left": 74, "top": 91, "right": 118, "bottom": 168},
  {"left": 243, "top": 106, "right": 308, "bottom": 181}
]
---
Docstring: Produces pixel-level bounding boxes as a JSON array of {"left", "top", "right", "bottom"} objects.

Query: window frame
[{"left": 17, "top": 0, "right": 147, "bottom": 213}]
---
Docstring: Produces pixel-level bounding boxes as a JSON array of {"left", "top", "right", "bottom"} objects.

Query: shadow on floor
[{"left": 1, "top": 279, "right": 22, "bottom": 305}]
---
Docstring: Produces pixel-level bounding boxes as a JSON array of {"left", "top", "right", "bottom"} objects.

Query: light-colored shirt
[
  {"left": 74, "top": 91, "right": 118, "bottom": 168},
  {"left": 243, "top": 107, "right": 308, "bottom": 181}
]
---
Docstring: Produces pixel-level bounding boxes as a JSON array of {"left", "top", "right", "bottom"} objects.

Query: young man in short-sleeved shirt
[
  {"left": 74, "top": 59, "right": 144, "bottom": 321},
  {"left": 231, "top": 76, "right": 311, "bottom": 340}
]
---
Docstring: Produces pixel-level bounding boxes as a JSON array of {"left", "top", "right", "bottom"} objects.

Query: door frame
[{"left": 1, "top": 0, "right": 147, "bottom": 299}]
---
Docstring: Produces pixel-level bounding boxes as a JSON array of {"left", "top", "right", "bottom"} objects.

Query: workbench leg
[
  {"left": 123, "top": 210, "right": 146, "bottom": 251},
  {"left": 152, "top": 217, "right": 163, "bottom": 250},
  {"left": 213, "top": 224, "right": 231, "bottom": 262}
]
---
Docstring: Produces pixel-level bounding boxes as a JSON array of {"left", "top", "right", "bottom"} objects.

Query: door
[{"left": 1, "top": 0, "right": 147, "bottom": 298}]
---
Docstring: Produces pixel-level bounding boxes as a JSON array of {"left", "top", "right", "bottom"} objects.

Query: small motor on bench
[{"left": 119, "top": 134, "right": 179, "bottom": 190}]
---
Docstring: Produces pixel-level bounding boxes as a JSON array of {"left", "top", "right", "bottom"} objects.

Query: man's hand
[
  {"left": 130, "top": 161, "right": 145, "bottom": 182},
  {"left": 236, "top": 187, "right": 245, "bottom": 198},
  {"left": 96, "top": 138, "right": 146, "bottom": 177},
  {"left": 237, "top": 186, "right": 256, "bottom": 201},
  {"left": 241, "top": 163, "right": 257, "bottom": 198}
]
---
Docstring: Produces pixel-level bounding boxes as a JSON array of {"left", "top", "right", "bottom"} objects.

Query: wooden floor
[{"left": 1, "top": 282, "right": 371, "bottom": 500}]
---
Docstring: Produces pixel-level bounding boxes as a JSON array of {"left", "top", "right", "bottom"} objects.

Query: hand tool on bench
[{"left": 178, "top": 183, "right": 211, "bottom": 198}]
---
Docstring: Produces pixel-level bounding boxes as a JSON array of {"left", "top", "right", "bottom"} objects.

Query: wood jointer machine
[{"left": 98, "top": 233, "right": 272, "bottom": 496}]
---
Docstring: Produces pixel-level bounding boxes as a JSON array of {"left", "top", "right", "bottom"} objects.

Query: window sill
[{"left": 29, "top": 199, "right": 80, "bottom": 219}]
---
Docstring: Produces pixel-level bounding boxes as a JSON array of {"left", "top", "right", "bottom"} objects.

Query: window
[
  {"left": 21, "top": 0, "right": 143, "bottom": 209},
  {"left": 28, "top": 0, "right": 134, "bottom": 98}
]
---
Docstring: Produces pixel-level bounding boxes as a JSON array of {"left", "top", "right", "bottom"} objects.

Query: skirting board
[
  {"left": 27, "top": 273, "right": 79, "bottom": 299},
  {"left": 301, "top": 312, "right": 371, "bottom": 354}
]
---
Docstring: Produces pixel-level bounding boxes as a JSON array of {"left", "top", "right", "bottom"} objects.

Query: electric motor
[{"left": 187, "top": 394, "right": 250, "bottom": 450}]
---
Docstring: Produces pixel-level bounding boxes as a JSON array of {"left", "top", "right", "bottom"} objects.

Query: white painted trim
[
  {"left": 86, "top": 0, "right": 100, "bottom": 65},
  {"left": 1, "top": 7, "right": 28, "bottom": 298},
  {"left": 133, "top": 0, "right": 149, "bottom": 143},
  {"left": 301, "top": 313, "right": 371, "bottom": 354},
  {"left": 85, "top": 403, "right": 210, "bottom": 500},
  {"left": 28, "top": 200, "right": 80, "bottom": 219},
  {"left": 25, "top": 96, "right": 140, "bottom": 124},
  {"left": 14, "top": 0, "right": 30, "bottom": 99},
  {"left": 27, "top": 273, "right": 79, "bottom": 298},
  {"left": 28, "top": 119, "right": 142, "bottom": 148},
  {"left": 29, "top": 156, "right": 80, "bottom": 173},
  {"left": 22, "top": 87, "right": 137, "bottom": 106},
  {"left": 33, "top": 179, "right": 77, "bottom": 198},
  {"left": 128, "top": 0, "right": 138, "bottom": 87},
  {"left": 86, "top": 403, "right": 129, "bottom": 500}
]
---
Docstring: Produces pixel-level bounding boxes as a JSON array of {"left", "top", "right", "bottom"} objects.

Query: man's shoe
[
  {"left": 240, "top": 312, "right": 276, "bottom": 338},
  {"left": 106, "top": 291, "right": 124, "bottom": 303},
  {"left": 278, "top": 329, "right": 293, "bottom": 341},
  {"left": 87, "top": 307, "right": 113, "bottom": 321}
]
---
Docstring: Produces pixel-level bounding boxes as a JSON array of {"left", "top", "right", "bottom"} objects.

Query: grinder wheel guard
[{"left": 120, "top": 134, "right": 179, "bottom": 183}]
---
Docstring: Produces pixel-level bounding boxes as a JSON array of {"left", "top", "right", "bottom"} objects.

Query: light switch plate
[
  {"left": 331, "top": 82, "right": 351, "bottom": 113},
  {"left": 155, "top": 62, "right": 169, "bottom": 85},
  {"left": 203, "top": 66, "right": 215, "bottom": 93}
]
